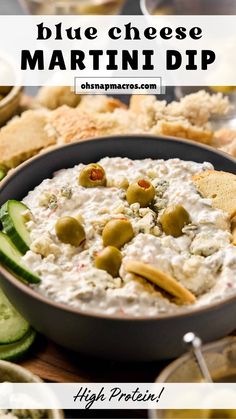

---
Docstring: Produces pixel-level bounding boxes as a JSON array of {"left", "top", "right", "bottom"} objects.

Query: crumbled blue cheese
[{"left": 60, "top": 185, "right": 73, "bottom": 199}]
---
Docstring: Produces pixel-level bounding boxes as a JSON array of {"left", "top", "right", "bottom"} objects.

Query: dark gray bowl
[{"left": 0, "top": 135, "right": 236, "bottom": 361}]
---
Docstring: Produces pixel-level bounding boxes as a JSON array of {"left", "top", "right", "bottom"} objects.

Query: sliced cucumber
[
  {"left": 0, "top": 232, "right": 41, "bottom": 284},
  {"left": 0, "top": 288, "right": 30, "bottom": 344},
  {"left": 0, "top": 328, "right": 36, "bottom": 361},
  {"left": 0, "top": 200, "right": 31, "bottom": 254}
]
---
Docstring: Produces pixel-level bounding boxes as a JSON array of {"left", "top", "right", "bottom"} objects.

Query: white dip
[{"left": 22, "top": 157, "right": 236, "bottom": 316}]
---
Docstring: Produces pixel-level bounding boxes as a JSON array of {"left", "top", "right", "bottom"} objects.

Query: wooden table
[
  {"left": 19, "top": 332, "right": 236, "bottom": 418},
  {"left": 20, "top": 335, "right": 168, "bottom": 384},
  {"left": 19, "top": 334, "right": 169, "bottom": 418}
]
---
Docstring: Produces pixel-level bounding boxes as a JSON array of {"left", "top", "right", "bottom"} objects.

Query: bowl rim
[
  {"left": 140, "top": 0, "right": 149, "bottom": 16},
  {"left": 0, "top": 54, "right": 22, "bottom": 109},
  {"left": 0, "top": 360, "right": 64, "bottom": 418},
  {"left": 0, "top": 133, "right": 236, "bottom": 322},
  {"left": 0, "top": 359, "right": 42, "bottom": 382},
  {"left": 0, "top": 85, "right": 23, "bottom": 110},
  {"left": 155, "top": 335, "right": 236, "bottom": 383}
]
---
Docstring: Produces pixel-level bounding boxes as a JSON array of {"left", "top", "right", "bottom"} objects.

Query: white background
[
  {"left": 0, "top": 15, "right": 236, "bottom": 87},
  {"left": 1, "top": 383, "right": 236, "bottom": 410}
]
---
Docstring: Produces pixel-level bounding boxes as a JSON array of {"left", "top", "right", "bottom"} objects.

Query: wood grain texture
[{"left": 19, "top": 335, "right": 168, "bottom": 383}]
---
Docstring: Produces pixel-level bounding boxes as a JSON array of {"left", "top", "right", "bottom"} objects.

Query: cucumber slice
[
  {"left": 0, "top": 232, "right": 41, "bottom": 284},
  {"left": 0, "top": 328, "right": 36, "bottom": 361},
  {"left": 0, "top": 200, "right": 31, "bottom": 254},
  {"left": 0, "top": 288, "right": 30, "bottom": 344}
]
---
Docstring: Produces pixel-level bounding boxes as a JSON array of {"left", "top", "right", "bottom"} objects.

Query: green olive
[
  {"left": 160, "top": 205, "right": 190, "bottom": 238},
  {"left": 126, "top": 179, "right": 155, "bottom": 207},
  {"left": 95, "top": 246, "right": 122, "bottom": 277},
  {"left": 55, "top": 216, "right": 86, "bottom": 246},
  {"left": 102, "top": 218, "right": 134, "bottom": 249},
  {"left": 78, "top": 163, "right": 106, "bottom": 188}
]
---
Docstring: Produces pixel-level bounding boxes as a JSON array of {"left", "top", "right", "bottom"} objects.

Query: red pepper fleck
[
  {"left": 118, "top": 308, "right": 125, "bottom": 316},
  {"left": 138, "top": 179, "right": 150, "bottom": 189},
  {"left": 90, "top": 168, "right": 103, "bottom": 181},
  {"left": 48, "top": 207, "right": 58, "bottom": 217},
  {"left": 77, "top": 263, "right": 86, "bottom": 272}
]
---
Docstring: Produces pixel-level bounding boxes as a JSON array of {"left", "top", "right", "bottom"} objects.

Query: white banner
[
  {"left": 1, "top": 383, "right": 236, "bottom": 410},
  {"left": 0, "top": 15, "right": 236, "bottom": 87}
]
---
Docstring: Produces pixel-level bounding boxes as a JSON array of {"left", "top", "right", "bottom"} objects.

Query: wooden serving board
[{"left": 19, "top": 335, "right": 168, "bottom": 384}]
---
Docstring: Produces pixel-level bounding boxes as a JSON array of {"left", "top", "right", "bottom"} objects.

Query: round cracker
[
  {"left": 232, "top": 220, "right": 236, "bottom": 246},
  {"left": 193, "top": 170, "right": 236, "bottom": 220},
  {"left": 125, "top": 261, "right": 196, "bottom": 305}
]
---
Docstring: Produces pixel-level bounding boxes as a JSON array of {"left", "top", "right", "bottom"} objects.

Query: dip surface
[{"left": 22, "top": 157, "right": 236, "bottom": 316}]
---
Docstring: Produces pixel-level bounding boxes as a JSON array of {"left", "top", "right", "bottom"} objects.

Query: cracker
[
  {"left": 0, "top": 110, "right": 56, "bottom": 169},
  {"left": 78, "top": 95, "right": 127, "bottom": 113},
  {"left": 47, "top": 106, "right": 138, "bottom": 144},
  {"left": 232, "top": 219, "right": 236, "bottom": 245},
  {"left": 193, "top": 170, "right": 236, "bottom": 219},
  {"left": 125, "top": 261, "right": 196, "bottom": 305},
  {"left": 153, "top": 120, "right": 213, "bottom": 144},
  {"left": 130, "top": 95, "right": 213, "bottom": 144},
  {"left": 129, "top": 94, "right": 156, "bottom": 114},
  {"left": 131, "top": 273, "right": 165, "bottom": 297},
  {"left": 35, "top": 86, "right": 81, "bottom": 110},
  {"left": 213, "top": 128, "right": 236, "bottom": 157}
]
